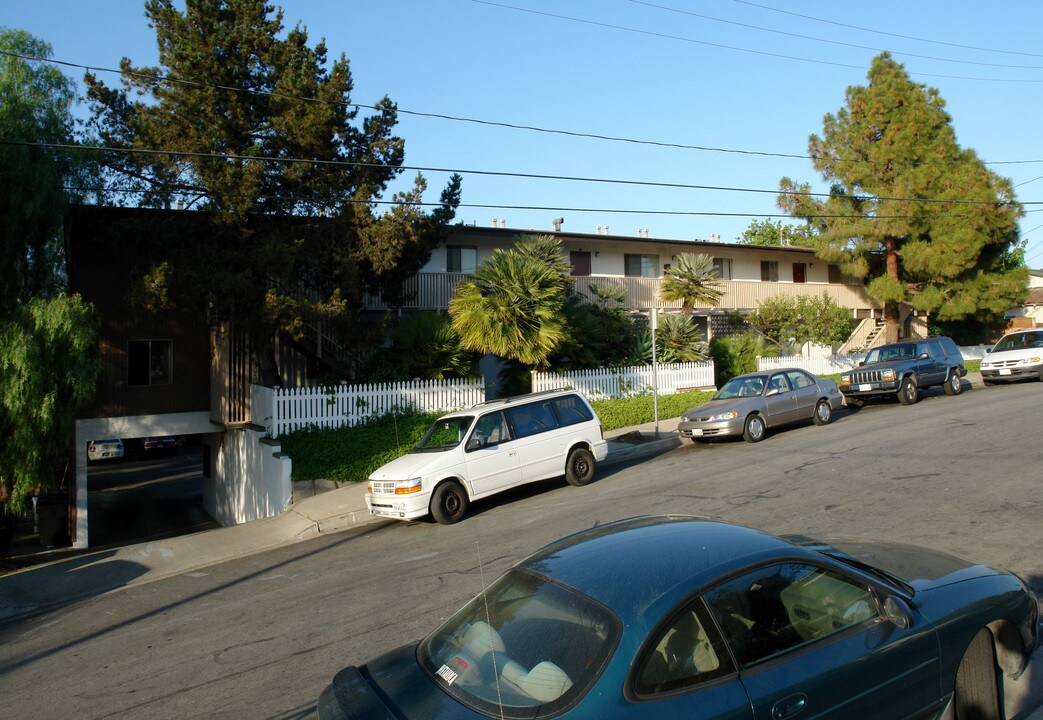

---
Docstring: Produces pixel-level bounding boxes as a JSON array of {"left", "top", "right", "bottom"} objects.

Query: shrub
[{"left": 279, "top": 410, "right": 439, "bottom": 483}]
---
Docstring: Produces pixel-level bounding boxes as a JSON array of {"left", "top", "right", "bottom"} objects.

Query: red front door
[{"left": 792, "top": 262, "right": 807, "bottom": 283}]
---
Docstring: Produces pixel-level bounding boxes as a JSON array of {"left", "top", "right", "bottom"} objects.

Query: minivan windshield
[
  {"left": 993, "top": 331, "right": 1043, "bottom": 352},
  {"left": 413, "top": 416, "right": 474, "bottom": 452}
]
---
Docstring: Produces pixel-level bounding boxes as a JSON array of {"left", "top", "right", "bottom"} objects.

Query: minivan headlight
[{"left": 395, "top": 477, "right": 423, "bottom": 495}]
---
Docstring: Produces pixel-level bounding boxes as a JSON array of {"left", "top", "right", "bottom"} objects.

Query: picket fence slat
[
  {"left": 259, "top": 378, "right": 486, "bottom": 438},
  {"left": 531, "top": 361, "right": 715, "bottom": 400}
]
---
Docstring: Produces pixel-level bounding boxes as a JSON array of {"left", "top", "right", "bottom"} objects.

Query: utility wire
[
  {"left": 8, "top": 139, "right": 1032, "bottom": 208},
  {"left": 731, "top": 0, "right": 1043, "bottom": 59},
  {"left": 58, "top": 184, "right": 969, "bottom": 221},
  {"left": 6, "top": 49, "right": 1043, "bottom": 168},
  {"left": 629, "top": 0, "right": 1043, "bottom": 70},
  {"left": 471, "top": 0, "right": 1043, "bottom": 83}
]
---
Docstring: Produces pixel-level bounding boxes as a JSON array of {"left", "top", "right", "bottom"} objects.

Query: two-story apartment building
[{"left": 363, "top": 222, "right": 916, "bottom": 348}]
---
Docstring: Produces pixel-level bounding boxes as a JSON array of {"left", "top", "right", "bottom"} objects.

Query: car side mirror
[
  {"left": 871, "top": 589, "right": 912, "bottom": 630},
  {"left": 765, "top": 388, "right": 779, "bottom": 397},
  {"left": 985, "top": 347, "right": 992, "bottom": 353},
  {"left": 857, "top": 361, "right": 865, "bottom": 367},
  {"left": 917, "top": 352, "right": 929, "bottom": 360},
  {"left": 466, "top": 436, "right": 483, "bottom": 451}
]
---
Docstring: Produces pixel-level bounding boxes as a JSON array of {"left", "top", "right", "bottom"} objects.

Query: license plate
[
  {"left": 999, "top": 369, "right": 1012, "bottom": 376},
  {"left": 691, "top": 428, "right": 703, "bottom": 436},
  {"left": 858, "top": 384, "right": 872, "bottom": 391},
  {"left": 370, "top": 508, "right": 397, "bottom": 518}
]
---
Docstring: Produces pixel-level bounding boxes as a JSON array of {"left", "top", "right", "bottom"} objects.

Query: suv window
[
  {"left": 939, "top": 336, "right": 961, "bottom": 355},
  {"left": 551, "top": 394, "right": 594, "bottom": 426},
  {"left": 508, "top": 401, "right": 560, "bottom": 438}
]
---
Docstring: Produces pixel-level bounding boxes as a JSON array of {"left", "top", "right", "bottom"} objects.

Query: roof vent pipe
[
  {"left": 552, "top": 217, "right": 564, "bottom": 232},
  {"left": 492, "top": 218, "right": 498, "bottom": 228},
  {"left": 604, "top": 225, "right": 609, "bottom": 235},
  {"left": 596, "top": 225, "right": 602, "bottom": 235},
  {"left": 500, "top": 218, "right": 506, "bottom": 228}
]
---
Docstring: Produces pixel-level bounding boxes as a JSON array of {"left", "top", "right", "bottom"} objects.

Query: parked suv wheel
[
  {"left": 897, "top": 376, "right": 919, "bottom": 405},
  {"left": 943, "top": 369, "right": 963, "bottom": 396}
]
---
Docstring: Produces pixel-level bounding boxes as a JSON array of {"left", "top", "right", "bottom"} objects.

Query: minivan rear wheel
[
  {"left": 565, "top": 448, "right": 596, "bottom": 486},
  {"left": 430, "top": 481, "right": 469, "bottom": 524}
]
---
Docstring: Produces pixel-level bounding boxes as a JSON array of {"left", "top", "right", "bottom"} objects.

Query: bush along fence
[
  {"left": 251, "top": 378, "right": 486, "bottom": 438},
  {"left": 531, "top": 361, "right": 716, "bottom": 400},
  {"left": 758, "top": 345, "right": 991, "bottom": 376}
]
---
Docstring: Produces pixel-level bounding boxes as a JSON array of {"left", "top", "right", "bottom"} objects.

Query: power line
[
  {"left": 629, "top": 0, "right": 1043, "bottom": 70},
  {"left": 59, "top": 184, "right": 970, "bottom": 222},
  {"left": 7, "top": 49, "right": 1043, "bottom": 168},
  {"left": 8, "top": 139, "right": 1033, "bottom": 208},
  {"left": 471, "top": 0, "right": 1043, "bottom": 83},
  {"left": 731, "top": 0, "right": 1043, "bottom": 59}
]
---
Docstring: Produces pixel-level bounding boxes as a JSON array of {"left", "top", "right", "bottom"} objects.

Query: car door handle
[
  {"left": 508, "top": 450, "right": 516, "bottom": 456},
  {"left": 772, "top": 693, "right": 807, "bottom": 720}
]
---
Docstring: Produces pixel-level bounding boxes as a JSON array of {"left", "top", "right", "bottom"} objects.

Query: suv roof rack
[{"left": 470, "top": 387, "right": 570, "bottom": 408}]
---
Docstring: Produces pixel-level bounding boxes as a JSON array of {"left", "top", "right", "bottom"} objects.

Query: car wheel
[
  {"left": 430, "top": 481, "right": 469, "bottom": 524},
  {"left": 812, "top": 399, "right": 832, "bottom": 425},
  {"left": 565, "top": 448, "right": 596, "bottom": 486},
  {"left": 944, "top": 369, "right": 963, "bottom": 396},
  {"left": 953, "top": 629, "right": 1003, "bottom": 720},
  {"left": 742, "top": 414, "right": 766, "bottom": 443},
  {"left": 897, "top": 376, "right": 919, "bottom": 405}
]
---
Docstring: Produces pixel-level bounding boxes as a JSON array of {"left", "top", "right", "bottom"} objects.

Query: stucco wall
[{"left": 204, "top": 426, "right": 291, "bottom": 527}]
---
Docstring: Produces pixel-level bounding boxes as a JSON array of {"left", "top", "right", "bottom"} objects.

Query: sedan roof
[{"left": 519, "top": 516, "right": 805, "bottom": 625}]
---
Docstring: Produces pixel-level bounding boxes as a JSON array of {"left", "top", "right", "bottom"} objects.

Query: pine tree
[
  {"left": 83, "top": 0, "right": 460, "bottom": 382},
  {"left": 779, "top": 53, "right": 1026, "bottom": 343}
]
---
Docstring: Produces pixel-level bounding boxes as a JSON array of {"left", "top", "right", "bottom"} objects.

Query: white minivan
[{"left": 366, "top": 389, "right": 608, "bottom": 524}]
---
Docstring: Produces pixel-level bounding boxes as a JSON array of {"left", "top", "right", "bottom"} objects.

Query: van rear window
[{"left": 552, "top": 395, "right": 594, "bottom": 426}]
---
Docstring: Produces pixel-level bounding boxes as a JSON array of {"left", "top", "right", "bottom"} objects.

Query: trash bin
[{"left": 36, "top": 491, "right": 70, "bottom": 547}]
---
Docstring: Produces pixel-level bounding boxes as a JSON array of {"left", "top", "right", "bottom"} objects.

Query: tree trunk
[{"left": 885, "top": 237, "right": 901, "bottom": 343}]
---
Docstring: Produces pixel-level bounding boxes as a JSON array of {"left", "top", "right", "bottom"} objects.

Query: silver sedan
[{"left": 678, "top": 368, "right": 844, "bottom": 443}]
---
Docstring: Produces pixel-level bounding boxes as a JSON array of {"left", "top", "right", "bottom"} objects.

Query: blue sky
[{"left": 5, "top": 0, "right": 1043, "bottom": 268}]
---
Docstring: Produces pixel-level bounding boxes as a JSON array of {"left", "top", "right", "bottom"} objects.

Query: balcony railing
[{"left": 361, "top": 273, "right": 879, "bottom": 313}]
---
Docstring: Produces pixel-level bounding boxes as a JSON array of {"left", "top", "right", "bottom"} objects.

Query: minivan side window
[
  {"left": 507, "top": 401, "right": 559, "bottom": 438},
  {"left": 551, "top": 394, "right": 594, "bottom": 426},
  {"left": 471, "top": 410, "right": 510, "bottom": 448}
]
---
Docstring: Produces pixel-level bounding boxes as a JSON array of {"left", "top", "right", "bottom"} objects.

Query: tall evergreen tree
[
  {"left": 83, "top": 0, "right": 460, "bottom": 382},
  {"left": 779, "top": 53, "right": 1026, "bottom": 343}
]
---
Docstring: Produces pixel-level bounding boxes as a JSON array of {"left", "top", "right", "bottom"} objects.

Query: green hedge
[{"left": 280, "top": 389, "right": 715, "bottom": 484}]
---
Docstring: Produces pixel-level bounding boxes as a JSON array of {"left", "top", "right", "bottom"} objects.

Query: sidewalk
[{"left": 0, "top": 417, "right": 682, "bottom": 621}]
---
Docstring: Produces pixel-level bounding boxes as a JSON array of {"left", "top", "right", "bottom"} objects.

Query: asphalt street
[{"left": 1, "top": 380, "right": 1041, "bottom": 719}]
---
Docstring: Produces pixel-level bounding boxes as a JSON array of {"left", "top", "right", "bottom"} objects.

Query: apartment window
[
  {"left": 128, "top": 339, "right": 173, "bottom": 386},
  {"left": 760, "top": 261, "right": 779, "bottom": 282},
  {"left": 713, "top": 257, "right": 733, "bottom": 280},
  {"left": 447, "top": 245, "right": 477, "bottom": 274},
  {"left": 624, "top": 253, "right": 660, "bottom": 278}
]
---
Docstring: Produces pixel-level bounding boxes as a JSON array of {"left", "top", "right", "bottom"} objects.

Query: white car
[
  {"left": 366, "top": 389, "right": 608, "bottom": 524},
  {"left": 87, "top": 438, "right": 125, "bottom": 462},
  {"left": 980, "top": 329, "right": 1043, "bottom": 385}
]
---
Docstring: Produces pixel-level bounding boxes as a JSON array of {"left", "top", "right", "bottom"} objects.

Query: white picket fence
[
  {"left": 531, "top": 361, "right": 716, "bottom": 400},
  {"left": 759, "top": 345, "right": 991, "bottom": 375},
  {"left": 252, "top": 378, "right": 486, "bottom": 438}
]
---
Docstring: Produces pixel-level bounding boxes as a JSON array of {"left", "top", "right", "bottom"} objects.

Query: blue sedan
[{"left": 318, "top": 517, "right": 1038, "bottom": 720}]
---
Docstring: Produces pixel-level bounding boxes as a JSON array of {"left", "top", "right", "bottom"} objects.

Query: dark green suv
[{"left": 839, "top": 336, "right": 966, "bottom": 406}]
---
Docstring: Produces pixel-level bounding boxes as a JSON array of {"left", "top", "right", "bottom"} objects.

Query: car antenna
[{"left": 477, "top": 540, "right": 507, "bottom": 720}]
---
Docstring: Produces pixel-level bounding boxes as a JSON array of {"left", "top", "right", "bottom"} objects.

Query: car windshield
[
  {"left": 715, "top": 376, "right": 766, "bottom": 400},
  {"left": 413, "top": 416, "right": 474, "bottom": 452},
  {"left": 419, "top": 569, "right": 620, "bottom": 719},
  {"left": 865, "top": 344, "right": 915, "bottom": 363},
  {"left": 993, "top": 332, "right": 1043, "bottom": 352}
]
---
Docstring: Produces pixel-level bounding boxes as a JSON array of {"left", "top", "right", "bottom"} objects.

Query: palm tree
[
  {"left": 449, "top": 236, "right": 569, "bottom": 368},
  {"left": 659, "top": 253, "right": 724, "bottom": 316}
]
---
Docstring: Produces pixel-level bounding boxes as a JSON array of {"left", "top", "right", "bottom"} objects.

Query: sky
[{"left": 5, "top": 0, "right": 1043, "bottom": 269}]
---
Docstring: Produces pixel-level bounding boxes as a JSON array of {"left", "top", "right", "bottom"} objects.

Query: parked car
[
  {"left": 141, "top": 436, "right": 178, "bottom": 454},
  {"left": 86, "top": 438, "right": 124, "bottom": 462},
  {"left": 317, "top": 516, "right": 1038, "bottom": 720},
  {"left": 677, "top": 368, "right": 843, "bottom": 443},
  {"left": 980, "top": 329, "right": 1043, "bottom": 385},
  {"left": 839, "top": 336, "right": 966, "bottom": 406},
  {"left": 366, "top": 389, "right": 608, "bottom": 525}
]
